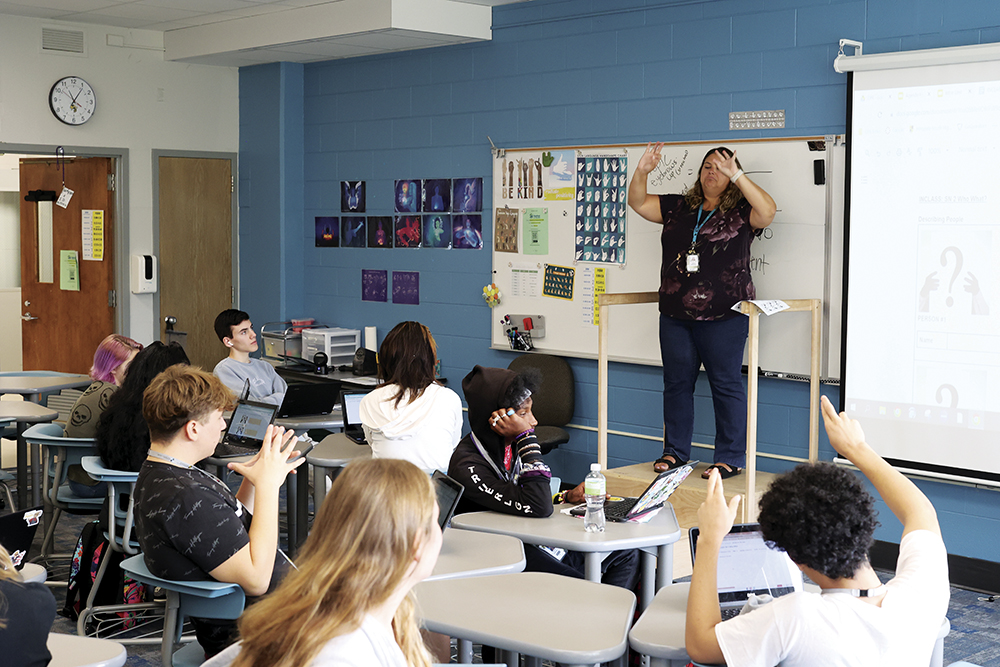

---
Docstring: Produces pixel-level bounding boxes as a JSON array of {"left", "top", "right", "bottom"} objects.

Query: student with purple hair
[{"left": 64, "top": 334, "right": 143, "bottom": 496}]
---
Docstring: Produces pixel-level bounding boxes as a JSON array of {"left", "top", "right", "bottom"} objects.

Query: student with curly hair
[
  {"left": 359, "top": 321, "right": 462, "bottom": 473},
  {"left": 95, "top": 341, "right": 190, "bottom": 472},
  {"left": 686, "top": 395, "right": 949, "bottom": 666},
  {"left": 449, "top": 365, "right": 639, "bottom": 590},
  {"left": 201, "top": 458, "right": 441, "bottom": 667}
]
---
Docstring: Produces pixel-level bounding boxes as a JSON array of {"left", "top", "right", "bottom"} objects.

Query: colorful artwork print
[
  {"left": 544, "top": 150, "right": 575, "bottom": 201},
  {"left": 494, "top": 207, "right": 518, "bottom": 253},
  {"left": 362, "top": 269, "right": 388, "bottom": 302},
  {"left": 423, "top": 214, "right": 451, "bottom": 248},
  {"left": 392, "top": 271, "right": 420, "bottom": 305},
  {"left": 422, "top": 179, "right": 451, "bottom": 212},
  {"left": 341, "top": 181, "right": 366, "bottom": 213},
  {"left": 543, "top": 264, "right": 575, "bottom": 300},
  {"left": 315, "top": 216, "right": 339, "bottom": 247},
  {"left": 341, "top": 216, "right": 366, "bottom": 248},
  {"left": 452, "top": 177, "right": 483, "bottom": 212},
  {"left": 575, "top": 154, "right": 627, "bottom": 265},
  {"left": 395, "top": 180, "right": 420, "bottom": 213},
  {"left": 368, "top": 216, "right": 392, "bottom": 248},
  {"left": 453, "top": 214, "right": 483, "bottom": 249},
  {"left": 394, "top": 216, "right": 422, "bottom": 248}
]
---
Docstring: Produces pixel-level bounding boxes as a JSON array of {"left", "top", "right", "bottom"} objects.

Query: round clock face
[{"left": 49, "top": 76, "right": 96, "bottom": 126}]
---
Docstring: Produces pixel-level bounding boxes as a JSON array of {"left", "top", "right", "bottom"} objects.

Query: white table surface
[
  {"left": 427, "top": 529, "right": 525, "bottom": 582},
  {"left": 416, "top": 571, "right": 636, "bottom": 667},
  {"left": 47, "top": 632, "right": 127, "bottom": 667},
  {"left": 1, "top": 402, "right": 61, "bottom": 507},
  {"left": 305, "top": 432, "right": 372, "bottom": 509},
  {"left": 0, "top": 375, "right": 92, "bottom": 401},
  {"left": 451, "top": 504, "right": 681, "bottom": 609}
]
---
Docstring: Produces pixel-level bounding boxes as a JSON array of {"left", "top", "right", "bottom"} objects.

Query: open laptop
[
  {"left": 570, "top": 461, "right": 697, "bottom": 522},
  {"left": 214, "top": 399, "right": 279, "bottom": 458},
  {"left": 432, "top": 470, "right": 465, "bottom": 530},
  {"left": 341, "top": 389, "right": 371, "bottom": 444},
  {"left": 0, "top": 506, "right": 44, "bottom": 570},
  {"left": 690, "top": 522, "right": 804, "bottom": 620},
  {"left": 278, "top": 382, "right": 340, "bottom": 419}
]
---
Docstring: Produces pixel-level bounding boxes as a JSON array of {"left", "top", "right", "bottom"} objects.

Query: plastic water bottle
[{"left": 584, "top": 463, "right": 606, "bottom": 533}]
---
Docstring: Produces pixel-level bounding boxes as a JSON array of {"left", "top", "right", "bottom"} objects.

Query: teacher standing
[{"left": 628, "top": 144, "right": 776, "bottom": 479}]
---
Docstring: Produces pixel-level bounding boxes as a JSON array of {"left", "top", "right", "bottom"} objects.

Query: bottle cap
[{"left": 590, "top": 463, "right": 601, "bottom": 471}]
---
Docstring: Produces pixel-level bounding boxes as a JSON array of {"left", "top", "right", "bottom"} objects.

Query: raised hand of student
[
  {"left": 697, "top": 467, "right": 741, "bottom": 545},
  {"left": 820, "top": 395, "right": 871, "bottom": 464}
]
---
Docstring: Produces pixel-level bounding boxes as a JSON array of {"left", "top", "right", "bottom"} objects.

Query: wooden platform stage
[{"left": 605, "top": 460, "right": 779, "bottom": 532}]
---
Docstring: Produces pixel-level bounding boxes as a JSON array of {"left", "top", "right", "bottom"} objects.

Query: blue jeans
[{"left": 659, "top": 314, "right": 748, "bottom": 468}]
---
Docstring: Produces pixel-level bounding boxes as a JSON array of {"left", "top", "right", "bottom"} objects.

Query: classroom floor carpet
[{"left": 10, "top": 478, "right": 1000, "bottom": 667}]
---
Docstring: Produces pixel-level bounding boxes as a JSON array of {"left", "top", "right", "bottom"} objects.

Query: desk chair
[
  {"left": 23, "top": 423, "right": 103, "bottom": 562},
  {"left": 120, "top": 555, "right": 246, "bottom": 667},
  {"left": 74, "top": 457, "right": 165, "bottom": 644},
  {"left": 507, "top": 353, "right": 574, "bottom": 455}
]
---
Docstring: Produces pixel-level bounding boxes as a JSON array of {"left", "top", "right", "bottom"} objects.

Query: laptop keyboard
[
  {"left": 215, "top": 442, "right": 260, "bottom": 458},
  {"left": 604, "top": 497, "right": 638, "bottom": 521},
  {"left": 721, "top": 606, "right": 742, "bottom": 620}
]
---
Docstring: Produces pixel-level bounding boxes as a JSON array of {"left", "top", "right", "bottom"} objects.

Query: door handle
[{"left": 21, "top": 312, "right": 38, "bottom": 321}]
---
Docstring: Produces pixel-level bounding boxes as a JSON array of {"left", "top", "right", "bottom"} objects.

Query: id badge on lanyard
[{"left": 686, "top": 207, "right": 714, "bottom": 274}]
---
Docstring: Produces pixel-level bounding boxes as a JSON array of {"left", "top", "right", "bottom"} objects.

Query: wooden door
[
  {"left": 19, "top": 157, "right": 115, "bottom": 373},
  {"left": 158, "top": 157, "right": 233, "bottom": 371}
]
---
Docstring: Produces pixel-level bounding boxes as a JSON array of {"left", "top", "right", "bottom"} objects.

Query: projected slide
[{"left": 846, "top": 62, "right": 1000, "bottom": 479}]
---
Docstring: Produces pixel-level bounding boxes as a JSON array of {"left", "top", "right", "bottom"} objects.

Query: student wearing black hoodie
[{"left": 448, "top": 365, "right": 639, "bottom": 589}]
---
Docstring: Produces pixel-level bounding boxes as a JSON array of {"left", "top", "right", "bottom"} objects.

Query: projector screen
[{"left": 845, "top": 56, "right": 1000, "bottom": 483}]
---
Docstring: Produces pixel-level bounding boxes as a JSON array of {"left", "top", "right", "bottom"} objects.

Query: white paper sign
[{"left": 56, "top": 186, "right": 74, "bottom": 209}]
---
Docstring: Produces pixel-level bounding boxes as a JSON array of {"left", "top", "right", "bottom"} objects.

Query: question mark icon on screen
[
  {"left": 939, "top": 246, "right": 963, "bottom": 308},
  {"left": 935, "top": 384, "right": 958, "bottom": 408}
]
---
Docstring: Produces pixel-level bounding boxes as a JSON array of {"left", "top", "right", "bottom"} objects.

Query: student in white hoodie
[{"left": 359, "top": 322, "right": 462, "bottom": 473}]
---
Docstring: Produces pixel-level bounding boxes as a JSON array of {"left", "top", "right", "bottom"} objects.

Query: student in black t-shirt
[{"left": 133, "top": 365, "right": 304, "bottom": 657}]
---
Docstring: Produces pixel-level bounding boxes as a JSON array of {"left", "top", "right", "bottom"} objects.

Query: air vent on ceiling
[{"left": 42, "top": 28, "right": 86, "bottom": 54}]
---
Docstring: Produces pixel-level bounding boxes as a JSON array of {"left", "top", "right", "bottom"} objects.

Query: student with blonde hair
[
  {"left": 0, "top": 544, "right": 56, "bottom": 666},
  {"left": 203, "top": 458, "right": 442, "bottom": 667}
]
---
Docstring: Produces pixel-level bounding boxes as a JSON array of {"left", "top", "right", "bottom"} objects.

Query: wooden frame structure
[{"left": 597, "top": 293, "right": 822, "bottom": 522}]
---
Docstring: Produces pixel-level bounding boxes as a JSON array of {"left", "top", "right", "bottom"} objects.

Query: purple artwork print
[
  {"left": 392, "top": 271, "right": 420, "bottom": 305},
  {"left": 362, "top": 269, "right": 388, "bottom": 302}
]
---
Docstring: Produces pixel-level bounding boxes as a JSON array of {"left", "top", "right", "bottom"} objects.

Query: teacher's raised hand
[
  {"left": 706, "top": 149, "right": 739, "bottom": 180},
  {"left": 635, "top": 142, "right": 665, "bottom": 176},
  {"left": 628, "top": 142, "right": 666, "bottom": 223}
]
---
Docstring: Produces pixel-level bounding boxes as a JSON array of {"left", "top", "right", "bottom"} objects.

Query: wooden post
[
  {"left": 597, "top": 295, "right": 822, "bottom": 518},
  {"left": 597, "top": 292, "right": 658, "bottom": 469},
  {"left": 739, "top": 299, "right": 823, "bottom": 520}
]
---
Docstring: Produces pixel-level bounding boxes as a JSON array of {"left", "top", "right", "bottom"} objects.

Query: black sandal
[
  {"left": 653, "top": 455, "right": 687, "bottom": 473},
  {"left": 701, "top": 463, "right": 742, "bottom": 480}
]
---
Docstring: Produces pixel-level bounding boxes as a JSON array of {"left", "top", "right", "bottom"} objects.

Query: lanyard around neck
[
  {"left": 692, "top": 207, "right": 716, "bottom": 246},
  {"left": 147, "top": 449, "right": 196, "bottom": 470}
]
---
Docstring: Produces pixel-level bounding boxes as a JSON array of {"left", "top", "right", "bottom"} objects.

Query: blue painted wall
[{"left": 239, "top": 0, "right": 1000, "bottom": 563}]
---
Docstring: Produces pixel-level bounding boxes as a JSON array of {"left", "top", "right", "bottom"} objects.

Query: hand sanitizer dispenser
[{"left": 131, "top": 254, "right": 157, "bottom": 294}]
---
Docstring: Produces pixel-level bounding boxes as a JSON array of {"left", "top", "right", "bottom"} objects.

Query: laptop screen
[
  {"left": 0, "top": 506, "right": 43, "bottom": 570},
  {"left": 341, "top": 391, "right": 368, "bottom": 428},
  {"left": 691, "top": 523, "right": 803, "bottom": 603},
  {"left": 224, "top": 400, "right": 278, "bottom": 446},
  {"left": 431, "top": 471, "right": 465, "bottom": 530},
  {"left": 631, "top": 463, "right": 695, "bottom": 516}
]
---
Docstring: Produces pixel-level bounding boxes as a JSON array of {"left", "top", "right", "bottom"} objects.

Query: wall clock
[{"left": 49, "top": 76, "right": 96, "bottom": 126}]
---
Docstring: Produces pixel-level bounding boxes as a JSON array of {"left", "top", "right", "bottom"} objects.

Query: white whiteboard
[{"left": 490, "top": 138, "right": 845, "bottom": 378}]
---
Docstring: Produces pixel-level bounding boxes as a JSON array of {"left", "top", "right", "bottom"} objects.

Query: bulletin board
[{"left": 490, "top": 137, "right": 846, "bottom": 378}]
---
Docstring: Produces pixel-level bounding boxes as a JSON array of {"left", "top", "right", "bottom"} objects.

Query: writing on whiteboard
[{"left": 649, "top": 150, "right": 688, "bottom": 187}]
